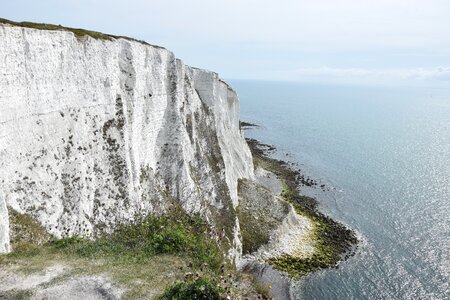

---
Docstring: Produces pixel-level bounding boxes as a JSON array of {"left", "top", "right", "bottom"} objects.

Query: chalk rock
[
  {"left": 0, "top": 23, "right": 254, "bottom": 259},
  {"left": 0, "top": 193, "right": 9, "bottom": 253}
]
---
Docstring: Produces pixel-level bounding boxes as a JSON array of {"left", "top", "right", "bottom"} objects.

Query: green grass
[
  {"left": 1, "top": 247, "right": 190, "bottom": 299},
  {"left": 47, "top": 208, "right": 223, "bottom": 271},
  {"left": 236, "top": 178, "right": 288, "bottom": 255},
  {"left": 159, "top": 277, "right": 225, "bottom": 300},
  {"left": 0, "top": 17, "right": 165, "bottom": 49},
  {"left": 254, "top": 283, "right": 272, "bottom": 299},
  {"left": 8, "top": 209, "right": 51, "bottom": 250},
  {"left": 1, "top": 208, "right": 232, "bottom": 298},
  {"left": 236, "top": 204, "right": 271, "bottom": 255},
  {"left": 7, "top": 207, "right": 222, "bottom": 271},
  {"left": 0, "top": 289, "right": 33, "bottom": 300}
]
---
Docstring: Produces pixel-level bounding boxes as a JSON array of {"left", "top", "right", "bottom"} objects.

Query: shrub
[
  {"left": 49, "top": 210, "right": 223, "bottom": 270},
  {"left": 159, "top": 278, "right": 224, "bottom": 300}
]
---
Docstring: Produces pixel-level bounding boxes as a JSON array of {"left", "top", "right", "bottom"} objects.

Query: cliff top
[
  {"left": 0, "top": 17, "right": 240, "bottom": 93},
  {"left": 0, "top": 18, "right": 243, "bottom": 93},
  {"left": 0, "top": 17, "right": 166, "bottom": 50}
]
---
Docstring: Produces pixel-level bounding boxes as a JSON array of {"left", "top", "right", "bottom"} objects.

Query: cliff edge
[{"left": 0, "top": 20, "right": 254, "bottom": 260}]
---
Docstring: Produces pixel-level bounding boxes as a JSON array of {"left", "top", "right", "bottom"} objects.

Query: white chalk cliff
[{"left": 0, "top": 22, "right": 255, "bottom": 259}]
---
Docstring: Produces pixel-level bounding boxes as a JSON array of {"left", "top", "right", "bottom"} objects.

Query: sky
[{"left": 2, "top": 0, "right": 450, "bottom": 85}]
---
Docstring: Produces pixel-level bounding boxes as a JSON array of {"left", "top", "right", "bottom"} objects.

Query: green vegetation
[
  {"left": 8, "top": 209, "right": 51, "bottom": 251},
  {"left": 236, "top": 203, "right": 271, "bottom": 255},
  {"left": 236, "top": 179, "right": 271, "bottom": 254},
  {"left": 159, "top": 277, "right": 224, "bottom": 300},
  {"left": 45, "top": 208, "right": 222, "bottom": 271},
  {"left": 0, "top": 18, "right": 164, "bottom": 48},
  {"left": 246, "top": 138, "right": 358, "bottom": 279},
  {"left": 1, "top": 207, "right": 231, "bottom": 298},
  {"left": 236, "top": 178, "right": 289, "bottom": 255},
  {"left": 1, "top": 207, "right": 268, "bottom": 298},
  {"left": 268, "top": 182, "right": 357, "bottom": 278},
  {"left": 0, "top": 289, "right": 33, "bottom": 300},
  {"left": 254, "top": 283, "right": 272, "bottom": 299}
]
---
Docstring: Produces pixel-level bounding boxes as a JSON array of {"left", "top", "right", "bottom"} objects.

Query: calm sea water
[{"left": 230, "top": 80, "right": 450, "bottom": 300}]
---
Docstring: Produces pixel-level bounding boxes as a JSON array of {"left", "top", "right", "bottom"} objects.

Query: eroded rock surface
[
  {"left": 0, "top": 23, "right": 253, "bottom": 258},
  {"left": 0, "top": 195, "right": 9, "bottom": 253},
  {"left": 237, "top": 176, "right": 314, "bottom": 261}
]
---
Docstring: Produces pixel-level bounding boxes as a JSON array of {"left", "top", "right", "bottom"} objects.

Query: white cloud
[{"left": 284, "top": 67, "right": 450, "bottom": 84}]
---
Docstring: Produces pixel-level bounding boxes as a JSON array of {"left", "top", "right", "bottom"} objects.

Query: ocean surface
[{"left": 230, "top": 80, "right": 450, "bottom": 300}]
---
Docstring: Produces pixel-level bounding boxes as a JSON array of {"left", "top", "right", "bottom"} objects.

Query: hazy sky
[{"left": 2, "top": 0, "right": 450, "bottom": 85}]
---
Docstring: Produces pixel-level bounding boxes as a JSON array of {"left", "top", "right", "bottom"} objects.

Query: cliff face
[{"left": 0, "top": 23, "right": 254, "bottom": 258}]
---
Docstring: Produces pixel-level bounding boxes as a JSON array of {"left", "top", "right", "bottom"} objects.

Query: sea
[{"left": 230, "top": 80, "right": 450, "bottom": 300}]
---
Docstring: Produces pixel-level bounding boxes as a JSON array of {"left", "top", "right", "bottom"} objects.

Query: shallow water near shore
[{"left": 231, "top": 80, "right": 450, "bottom": 300}]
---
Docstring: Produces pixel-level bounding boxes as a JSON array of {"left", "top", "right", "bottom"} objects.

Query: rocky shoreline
[{"left": 241, "top": 122, "right": 358, "bottom": 293}]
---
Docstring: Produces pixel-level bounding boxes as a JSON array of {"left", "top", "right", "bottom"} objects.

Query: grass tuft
[
  {"left": 8, "top": 208, "right": 51, "bottom": 250},
  {"left": 159, "top": 277, "right": 225, "bottom": 300}
]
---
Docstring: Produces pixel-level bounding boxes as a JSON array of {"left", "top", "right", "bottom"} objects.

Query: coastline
[
  {"left": 0, "top": 18, "right": 355, "bottom": 299},
  {"left": 240, "top": 122, "right": 358, "bottom": 295}
]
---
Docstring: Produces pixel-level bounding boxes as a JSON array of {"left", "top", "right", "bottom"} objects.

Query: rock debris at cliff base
[{"left": 244, "top": 136, "right": 358, "bottom": 279}]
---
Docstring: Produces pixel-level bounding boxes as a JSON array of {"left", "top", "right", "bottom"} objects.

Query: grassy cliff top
[{"left": 0, "top": 17, "right": 166, "bottom": 49}]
